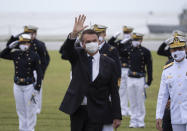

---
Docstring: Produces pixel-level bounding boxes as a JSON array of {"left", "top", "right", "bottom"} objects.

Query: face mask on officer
[
  {"left": 98, "top": 32, "right": 106, "bottom": 43},
  {"left": 85, "top": 42, "right": 99, "bottom": 54},
  {"left": 19, "top": 44, "right": 30, "bottom": 51},
  {"left": 171, "top": 50, "right": 186, "bottom": 62},
  {"left": 132, "top": 40, "right": 141, "bottom": 47},
  {"left": 99, "top": 36, "right": 104, "bottom": 42},
  {"left": 123, "top": 34, "right": 131, "bottom": 39}
]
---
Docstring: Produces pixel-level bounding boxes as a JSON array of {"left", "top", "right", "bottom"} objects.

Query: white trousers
[
  {"left": 127, "top": 77, "right": 145, "bottom": 127},
  {"left": 172, "top": 124, "right": 187, "bottom": 131},
  {"left": 33, "top": 71, "right": 42, "bottom": 114},
  {"left": 14, "top": 83, "right": 38, "bottom": 131},
  {"left": 119, "top": 68, "right": 130, "bottom": 116}
]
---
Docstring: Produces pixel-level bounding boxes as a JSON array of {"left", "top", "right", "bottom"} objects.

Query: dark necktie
[{"left": 88, "top": 56, "right": 93, "bottom": 81}]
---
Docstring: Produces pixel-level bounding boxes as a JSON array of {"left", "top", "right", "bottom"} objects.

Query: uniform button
[
  {"left": 35, "top": 47, "right": 37, "bottom": 50},
  {"left": 28, "top": 58, "right": 31, "bottom": 60},
  {"left": 26, "top": 82, "right": 29, "bottom": 84},
  {"left": 16, "top": 72, "right": 18, "bottom": 74},
  {"left": 178, "top": 93, "right": 182, "bottom": 96},
  {"left": 18, "top": 57, "right": 20, "bottom": 59},
  {"left": 15, "top": 66, "right": 18, "bottom": 69},
  {"left": 26, "top": 54, "right": 29, "bottom": 56},
  {"left": 28, "top": 63, "right": 31, "bottom": 65},
  {"left": 16, "top": 61, "right": 18, "bottom": 64}
]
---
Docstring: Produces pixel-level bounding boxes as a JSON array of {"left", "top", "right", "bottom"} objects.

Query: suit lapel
[{"left": 80, "top": 50, "right": 91, "bottom": 81}]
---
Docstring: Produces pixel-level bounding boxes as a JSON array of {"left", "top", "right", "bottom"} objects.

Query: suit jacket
[{"left": 59, "top": 37, "right": 122, "bottom": 124}]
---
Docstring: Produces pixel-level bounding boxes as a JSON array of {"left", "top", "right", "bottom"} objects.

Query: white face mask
[
  {"left": 132, "top": 41, "right": 141, "bottom": 47},
  {"left": 123, "top": 34, "right": 131, "bottom": 39},
  {"left": 19, "top": 45, "right": 29, "bottom": 51},
  {"left": 85, "top": 42, "right": 99, "bottom": 54},
  {"left": 99, "top": 36, "right": 104, "bottom": 42},
  {"left": 171, "top": 50, "right": 186, "bottom": 62}
]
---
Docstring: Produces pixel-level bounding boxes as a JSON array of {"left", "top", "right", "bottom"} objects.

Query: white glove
[
  {"left": 164, "top": 37, "right": 173, "bottom": 45},
  {"left": 113, "top": 32, "right": 121, "bottom": 38},
  {"left": 8, "top": 41, "right": 19, "bottom": 49},
  {"left": 120, "top": 38, "right": 131, "bottom": 44},
  {"left": 144, "top": 84, "right": 149, "bottom": 89},
  {"left": 30, "top": 89, "right": 39, "bottom": 104}
]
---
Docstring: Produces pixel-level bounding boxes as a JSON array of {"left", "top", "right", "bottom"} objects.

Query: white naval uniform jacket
[{"left": 156, "top": 58, "right": 187, "bottom": 124}]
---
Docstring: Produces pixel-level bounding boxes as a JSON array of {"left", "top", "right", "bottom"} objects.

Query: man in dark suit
[{"left": 59, "top": 15, "right": 122, "bottom": 131}]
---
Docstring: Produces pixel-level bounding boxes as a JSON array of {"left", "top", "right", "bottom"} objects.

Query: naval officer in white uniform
[{"left": 156, "top": 36, "right": 187, "bottom": 131}]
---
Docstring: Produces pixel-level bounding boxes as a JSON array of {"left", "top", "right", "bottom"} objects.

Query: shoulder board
[
  {"left": 109, "top": 46, "right": 115, "bottom": 51},
  {"left": 163, "top": 62, "right": 174, "bottom": 70}
]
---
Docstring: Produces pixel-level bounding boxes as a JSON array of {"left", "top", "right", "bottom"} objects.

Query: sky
[{"left": 1, "top": 0, "right": 187, "bottom": 13}]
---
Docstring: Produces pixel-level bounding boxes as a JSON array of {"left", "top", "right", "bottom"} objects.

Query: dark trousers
[
  {"left": 162, "top": 108, "right": 173, "bottom": 131},
  {"left": 70, "top": 105, "right": 103, "bottom": 131}
]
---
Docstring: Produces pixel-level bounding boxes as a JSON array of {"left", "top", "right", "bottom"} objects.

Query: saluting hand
[
  {"left": 71, "top": 15, "right": 88, "bottom": 38},
  {"left": 8, "top": 41, "right": 19, "bottom": 49}
]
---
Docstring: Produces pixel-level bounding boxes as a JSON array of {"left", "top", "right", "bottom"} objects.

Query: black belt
[
  {"left": 128, "top": 70, "right": 145, "bottom": 78},
  {"left": 14, "top": 77, "right": 35, "bottom": 85},
  {"left": 121, "top": 63, "right": 128, "bottom": 68}
]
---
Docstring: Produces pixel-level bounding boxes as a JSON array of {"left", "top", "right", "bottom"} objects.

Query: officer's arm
[
  {"left": 108, "top": 37, "right": 117, "bottom": 47},
  {"left": 110, "top": 61, "right": 122, "bottom": 120},
  {"left": 156, "top": 72, "right": 169, "bottom": 120},
  {"left": 157, "top": 42, "right": 170, "bottom": 57},
  {"left": 6, "top": 34, "right": 21, "bottom": 47},
  {"left": 40, "top": 41, "right": 50, "bottom": 70},
  {"left": 39, "top": 44, "right": 50, "bottom": 76},
  {"left": 44, "top": 46, "right": 50, "bottom": 69},
  {"left": 0, "top": 47, "right": 14, "bottom": 60},
  {"left": 111, "top": 48, "right": 121, "bottom": 78},
  {"left": 34, "top": 55, "right": 43, "bottom": 91},
  {"left": 145, "top": 50, "right": 153, "bottom": 86}
]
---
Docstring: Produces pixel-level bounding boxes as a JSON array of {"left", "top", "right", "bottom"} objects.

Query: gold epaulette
[
  {"left": 163, "top": 62, "right": 174, "bottom": 70},
  {"left": 109, "top": 46, "right": 115, "bottom": 51}
]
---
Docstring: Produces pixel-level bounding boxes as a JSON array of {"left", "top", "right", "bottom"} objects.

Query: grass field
[{"left": 0, "top": 51, "right": 167, "bottom": 131}]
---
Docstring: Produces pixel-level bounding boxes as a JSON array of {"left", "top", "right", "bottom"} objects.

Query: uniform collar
[{"left": 174, "top": 58, "right": 186, "bottom": 66}]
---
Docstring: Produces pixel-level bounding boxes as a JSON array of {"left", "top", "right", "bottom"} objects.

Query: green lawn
[{"left": 0, "top": 51, "right": 167, "bottom": 131}]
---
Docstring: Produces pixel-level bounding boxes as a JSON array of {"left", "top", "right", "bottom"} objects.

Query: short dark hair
[{"left": 80, "top": 29, "right": 99, "bottom": 42}]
